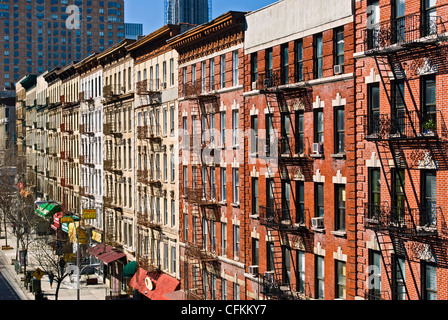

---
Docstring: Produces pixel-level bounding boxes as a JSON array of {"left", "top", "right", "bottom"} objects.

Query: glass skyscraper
[{"left": 164, "top": 0, "right": 211, "bottom": 25}]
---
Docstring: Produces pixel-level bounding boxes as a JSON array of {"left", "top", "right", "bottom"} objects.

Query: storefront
[{"left": 87, "top": 244, "right": 126, "bottom": 299}]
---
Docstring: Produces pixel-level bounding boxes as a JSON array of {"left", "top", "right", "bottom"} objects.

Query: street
[{"left": 0, "top": 253, "right": 26, "bottom": 300}]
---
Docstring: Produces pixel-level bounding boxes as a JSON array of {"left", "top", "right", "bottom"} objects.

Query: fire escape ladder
[{"left": 374, "top": 232, "right": 412, "bottom": 300}]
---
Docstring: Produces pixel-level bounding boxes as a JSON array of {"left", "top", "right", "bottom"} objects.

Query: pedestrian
[{"left": 48, "top": 272, "right": 55, "bottom": 289}]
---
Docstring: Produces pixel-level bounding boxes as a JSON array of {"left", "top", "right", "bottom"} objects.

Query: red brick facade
[{"left": 355, "top": 0, "right": 448, "bottom": 300}]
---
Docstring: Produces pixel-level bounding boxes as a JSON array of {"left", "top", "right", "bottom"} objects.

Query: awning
[
  {"left": 129, "top": 268, "right": 180, "bottom": 300},
  {"left": 87, "top": 244, "right": 126, "bottom": 265},
  {"left": 35, "top": 203, "right": 61, "bottom": 219},
  {"left": 162, "top": 290, "right": 186, "bottom": 300},
  {"left": 123, "top": 261, "right": 137, "bottom": 278}
]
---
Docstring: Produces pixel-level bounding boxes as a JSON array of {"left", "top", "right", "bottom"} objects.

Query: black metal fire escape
[
  {"left": 258, "top": 68, "right": 314, "bottom": 300},
  {"left": 181, "top": 80, "right": 222, "bottom": 300},
  {"left": 363, "top": 12, "right": 448, "bottom": 300}
]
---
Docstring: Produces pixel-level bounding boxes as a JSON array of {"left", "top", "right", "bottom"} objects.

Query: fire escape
[
  {"left": 181, "top": 80, "right": 221, "bottom": 300},
  {"left": 102, "top": 84, "right": 124, "bottom": 248},
  {"left": 135, "top": 79, "right": 166, "bottom": 272},
  {"left": 258, "top": 67, "right": 314, "bottom": 300},
  {"left": 362, "top": 12, "right": 448, "bottom": 300}
]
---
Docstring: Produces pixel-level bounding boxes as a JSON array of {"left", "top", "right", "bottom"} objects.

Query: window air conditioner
[
  {"left": 312, "top": 142, "right": 323, "bottom": 154},
  {"left": 311, "top": 217, "right": 325, "bottom": 229},
  {"left": 334, "top": 64, "right": 344, "bottom": 75},
  {"left": 249, "top": 265, "right": 259, "bottom": 277}
]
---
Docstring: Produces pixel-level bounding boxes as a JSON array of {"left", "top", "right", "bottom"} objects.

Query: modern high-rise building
[
  {"left": 125, "top": 23, "right": 144, "bottom": 40},
  {"left": 164, "top": 0, "right": 211, "bottom": 25},
  {"left": 0, "top": 0, "right": 125, "bottom": 91}
]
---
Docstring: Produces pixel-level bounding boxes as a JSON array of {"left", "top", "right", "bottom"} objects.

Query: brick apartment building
[
  {"left": 13, "top": 0, "right": 448, "bottom": 301},
  {"left": 0, "top": 0, "right": 125, "bottom": 91},
  {"left": 243, "top": 0, "right": 356, "bottom": 300},
  {"left": 168, "top": 11, "right": 248, "bottom": 300},
  {"left": 354, "top": 0, "right": 448, "bottom": 300}
]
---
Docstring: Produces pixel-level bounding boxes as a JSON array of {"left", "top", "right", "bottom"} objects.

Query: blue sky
[{"left": 124, "top": 0, "right": 278, "bottom": 35}]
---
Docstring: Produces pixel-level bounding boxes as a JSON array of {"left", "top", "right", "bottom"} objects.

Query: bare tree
[{"left": 29, "top": 236, "right": 73, "bottom": 300}]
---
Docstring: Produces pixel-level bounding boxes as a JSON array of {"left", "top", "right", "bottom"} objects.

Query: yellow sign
[
  {"left": 83, "top": 209, "right": 96, "bottom": 220},
  {"left": 77, "top": 227, "right": 87, "bottom": 244},
  {"left": 91, "top": 230, "right": 102, "bottom": 243},
  {"left": 61, "top": 217, "right": 74, "bottom": 223},
  {"left": 33, "top": 268, "right": 45, "bottom": 280}
]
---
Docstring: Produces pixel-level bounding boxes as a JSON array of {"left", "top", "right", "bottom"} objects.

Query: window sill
[
  {"left": 219, "top": 201, "right": 227, "bottom": 206},
  {"left": 311, "top": 227, "right": 325, "bottom": 233},
  {"left": 230, "top": 202, "right": 240, "bottom": 208},
  {"left": 331, "top": 153, "right": 346, "bottom": 159},
  {"left": 310, "top": 154, "right": 324, "bottom": 159},
  {"left": 249, "top": 152, "right": 258, "bottom": 158},
  {"left": 331, "top": 230, "right": 346, "bottom": 238},
  {"left": 249, "top": 214, "right": 259, "bottom": 220}
]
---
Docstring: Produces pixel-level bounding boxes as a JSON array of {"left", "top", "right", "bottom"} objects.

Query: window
[
  {"left": 368, "top": 83, "right": 380, "bottom": 134},
  {"left": 391, "top": 169, "right": 405, "bottom": 223},
  {"left": 314, "top": 33, "right": 323, "bottom": 79},
  {"left": 392, "top": 255, "right": 406, "bottom": 300},
  {"left": 233, "top": 225, "right": 240, "bottom": 258},
  {"left": 369, "top": 250, "right": 382, "bottom": 299},
  {"left": 283, "top": 246, "right": 291, "bottom": 284},
  {"left": 422, "top": 262, "right": 437, "bottom": 300},
  {"left": 315, "top": 255, "right": 325, "bottom": 299},
  {"left": 281, "top": 113, "right": 290, "bottom": 154},
  {"left": 265, "top": 48, "right": 273, "bottom": 79},
  {"left": 296, "top": 181, "right": 305, "bottom": 224},
  {"left": 391, "top": 80, "right": 405, "bottom": 134},
  {"left": 220, "top": 112, "right": 226, "bottom": 146},
  {"left": 423, "top": 0, "right": 438, "bottom": 36},
  {"left": 252, "top": 238, "right": 259, "bottom": 266},
  {"left": 335, "top": 106, "right": 345, "bottom": 154},
  {"left": 295, "top": 39, "right": 304, "bottom": 82},
  {"left": 266, "top": 114, "right": 274, "bottom": 156},
  {"left": 422, "top": 170, "right": 437, "bottom": 226},
  {"left": 232, "top": 110, "right": 238, "bottom": 146},
  {"left": 281, "top": 180, "right": 291, "bottom": 221},
  {"left": 222, "top": 279, "right": 228, "bottom": 300},
  {"left": 201, "top": 60, "right": 206, "bottom": 93},
  {"left": 297, "top": 251, "right": 305, "bottom": 293},
  {"left": 336, "top": 261, "right": 346, "bottom": 299},
  {"left": 296, "top": 110, "right": 304, "bottom": 154},
  {"left": 210, "top": 167, "right": 216, "bottom": 200},
  {"left": 209, "top": 58, "right": 215, "bottom": 90},
  {"left": 335, "top": 185, "right": 346, "bottom": 231},
  {"left": 281, "top": 43, "right": 289, "bottom": 84},
  {"left": 170, "top": 58, "right": 174, "bottom": 86},
  {"left": 314, "top": 109, "right": 324, "bottom": 144},
  {"left": 267, "top": 241, "right": 274, "bottom": 271},
  {"left": 421, "top": 76, "right": 436, "bottom": 129},
  {"left": 367, "top": 0, "right": 380, "bottom": 48},
  {"left": 232, "top": 50, "right": 239, "bottom": 86},
  {"left": 392, "top": 0, "right": 406, "bottom": 43},
  {"left": 252, "top": 178, "right": 259, "bottom": 216},
  {"left": 368, "top": 168, "right": 381, "bottom": 219},
  {"left": 315, "top": 183, "right": 324, "bottom": 218},
  {"left": 251, "top": 115, "right": 258, "bottom": 154},
  {"left": 221, "top": 167, "right": 226, "bottom": 201},
  {"left": 233, "top": 168, "right": 239, "bottom": 204},
  {"left": 334, "top": 27, "right": 344, "bottom": 67},
  {"left": 220, "top": 54, "right": 226, "bottom": 88},
  {"left": 251, "top": 52, "right": 258, "bottom": 84},
  {"left": 221, "top": 222, "right": 227, "bottom": 255}
]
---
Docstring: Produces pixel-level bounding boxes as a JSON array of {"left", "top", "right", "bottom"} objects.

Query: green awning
[
  {"left": 35, "top": 203, "right": 49, "bottom": 216},
  {"left": 37, "top": 203, "right": 61, "bottom": 219},
  {"left": 123, "top": 261, "right": 137, "bottom": 278}
]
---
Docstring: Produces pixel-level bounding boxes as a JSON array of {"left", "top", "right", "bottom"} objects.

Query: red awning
[
  {"left": 129, "top": 268, "right": 180, "bottom": 300},
  {"left": 87, "top": 244, "right": 126, "bottom": 264}
]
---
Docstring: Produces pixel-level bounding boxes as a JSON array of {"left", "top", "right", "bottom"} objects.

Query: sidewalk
[{"left": 0, "top": 228, "right": 109, "bottom": 300}]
